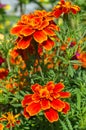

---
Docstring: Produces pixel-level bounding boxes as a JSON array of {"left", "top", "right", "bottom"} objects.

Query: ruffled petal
[
  {"left": 44, "top": 108, "right": 59, "bottom": 123},
  {"left": 20, "top": 27, "right": 35, "bottom": 36},
  {"left": 51, "top": 99, "right": 65, "bottom": 111},
  {"left": 21, "top": 94, "right": 32, "bottom": 107},
  {"left": 40, "top": 99, "right": 50, "bottom": 110},
  {"left": 54, "top": 82, "right": 64, "bottom": 93},
  {"left": 10, "top": 25, "right": 24, "bottom": 35},
  {"left": 44, "top": 27, "right": 55, "bottom": 36},
  {"left": 23, "top": 108, "right": 30, "bottom": 119},
  {"left": 26, "top": 102, "right": 41, "bottom": 116},
  {"left": 62, "top": 102, "right": 70, "bottom": 114},
  {"left": 31, "top": 83, "right": 42, "bottom": 93},
  {"left": 59, "top": 92, "right": 71, "bottom": 98},
  {"left": 17, "top": 36, "right": 32, "bottom": 49},
  {"left": 33, "top": 30, "right": 47, "bottom": 43},
  {"left": 43, "top": 39, "right": 55, "bottom": 50},
  {"left": 32, "top": 93, "right": 40, "bottom": 103}
]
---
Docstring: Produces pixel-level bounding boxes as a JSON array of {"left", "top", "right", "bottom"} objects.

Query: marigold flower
[
  {"left": 22, "top": 81, "right": 71, "bottom": 123},
  {"left": 77, "top": 52, "right": 86, "bottom": 68},
  {"left": 0, "top": 112, "right": 20, "bottom": 128},
  {"left": 0, "top": 68, "right": 8, "bottom": 79},
  {"left": 0, "top": 56, "right": 5, "bottom": 65},
  {"left": 10, "top": 10, "right": 59, "bottom": 51},
  {"left": 52, "top": 0, "right": 80, "bottom": 18},
  {"left": 0, "top": 123, "right": 4, "bottom": 130}
]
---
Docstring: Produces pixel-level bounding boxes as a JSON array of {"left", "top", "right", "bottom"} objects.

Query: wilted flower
[
  {"left": 52, "top": 0, "right": 80, "bottom": 18},
  {"left": 22, "top": 81, "right": 71, "bottom": 123}
]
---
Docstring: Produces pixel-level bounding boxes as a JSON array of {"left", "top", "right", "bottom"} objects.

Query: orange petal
[
  {"left": 51, "top": 99, "right": 65, "bottom": 111},
  {"left": 20, "top": 27, "right": 35, "bottom": 36},
  {"left": 33, "top": 30, "right": 47, "bottom": 43},
  {"left": 46, "top": 81, "right": 55, "bottom": 92},
  {"left": 43, "top": 39, "right": 55, "bottom": 50},
  {"left": 31, "top": 83, "right": 42, "bottom": 93},
  {"left": 26, "top": 102, "right": 41, "bottom": 116},
  {"left": 62, "top": 102, "right": 70, "bottom": 114},
  {"left": 10, "top": 25, "right": 24, "bottom": 35},
  {"left": 32, "top": 93, "right": 40, "bottom": 103},
  {"left": 71, "top": 6, "right": 80, "bottom": 14},
  {"left": 21, "top": 94, "right": 32, "bottom": 107},
  {"left": 40, "top": 99, "right": 50, "bottom": 110},
  {"left": 44, "top": 27, "right": 55, "bottom": 36},
  {"left": 59, "top": 92, "right": 71, "bottom": 98},
  {"left": 44, "top": 108, "right": 59, "bottom": 123},
  {"left": 54, "top": 82, "right": 64, "bottom": 93},
  {"left": 17, "top": 36, "right": 32, "bottom": 49},
  {"left": 23, "top": 108, "right": 30, "bottom": 119},
  {"left": 39, "top": 20, "right": 49, "bottom": 30}
]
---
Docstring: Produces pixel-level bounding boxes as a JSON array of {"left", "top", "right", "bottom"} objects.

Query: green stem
[{"left": 50, "top": 123, "right": 54, "bottom": 130}]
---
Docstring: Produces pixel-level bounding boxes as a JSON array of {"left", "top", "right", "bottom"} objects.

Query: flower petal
[
  {"left": 26, "top": 102, "right": 41, "bottom": 116},
  {"left": 44, "top": 27, "right": 55, "bottom": 36},
  {"left": 10, "top": 25, "right": 24, "bottom": 35},
  {"left": 23, "top": 107, "right": 30, "bottom": 119},
  {"left": 33, "top": 30, "right": 47, "bottom": 43},
  {"left": 17, "top": 36, "right": 32, "bottom": 49},
  {"left": 21, "top": 94, "right": 32, "bottom": 107},
  {"left": 62, "top": 102, "right": 70, "bottom": 114},
  {"left": 40, "top": 99, "right": 50, "bottom": 110},
  {"left": 20, "top": 27, "right": 35, "bottom": 36},
  {"left": 32, "top": 93, "right": 40, "bottom": 103},
  {"left": 43, "top": 39, "right": 55, "bottom": 50},
  {"left": 31, "top": 83, "right": 42, "bottom": 93},
  {"left": 44, "top": 108, "right": 59, "bottom": 123},
  {"left": 59, "top": 92, "right": 71, "bottom": 98},
  {"left": 51, "top": 99, "right": 65, "bottom": 111},
  {"left": 54, "top": 82, "right": 64, "bottom": 93}
]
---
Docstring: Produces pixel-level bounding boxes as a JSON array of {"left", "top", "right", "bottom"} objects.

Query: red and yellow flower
[
  {"left": 0, "top": 112, "right": 20, "bottom": 128},
  {"left": 10, "top": 10, "right": 59, "bottom": 51},
  {"left": 0, "top": 68, "right": 8, "bottom": 79},
  {"left": 22, "top": 81, "right": 71, "bottom": 123},
  {"left": 77, "top": 52, "right": 86, "bottom": 68},
  {"left": 52, "top": 0, "right": 80, "bottom": 18}
]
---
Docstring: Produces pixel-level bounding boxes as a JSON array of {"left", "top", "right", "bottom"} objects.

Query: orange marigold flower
[
  {"left": 0, "top": 68, "right": 8, "bottom": 79},
  {"left": 22, "top": 81, "right": 71, "bottom": 123},
  {"left": 0, "top": 123, "right": 4, "bottom": 130},
  {"left": 10, "top": 10, "right": 59, "bottom": 50},
  {"left": 77, "top": 52, "right": 86, "bottom": 68},
  {"left": 0, "top": 112, "right": 20, "bottom": 128},
  {"left": 52, "top": 0, "right": 80, "bottom": 18}
]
